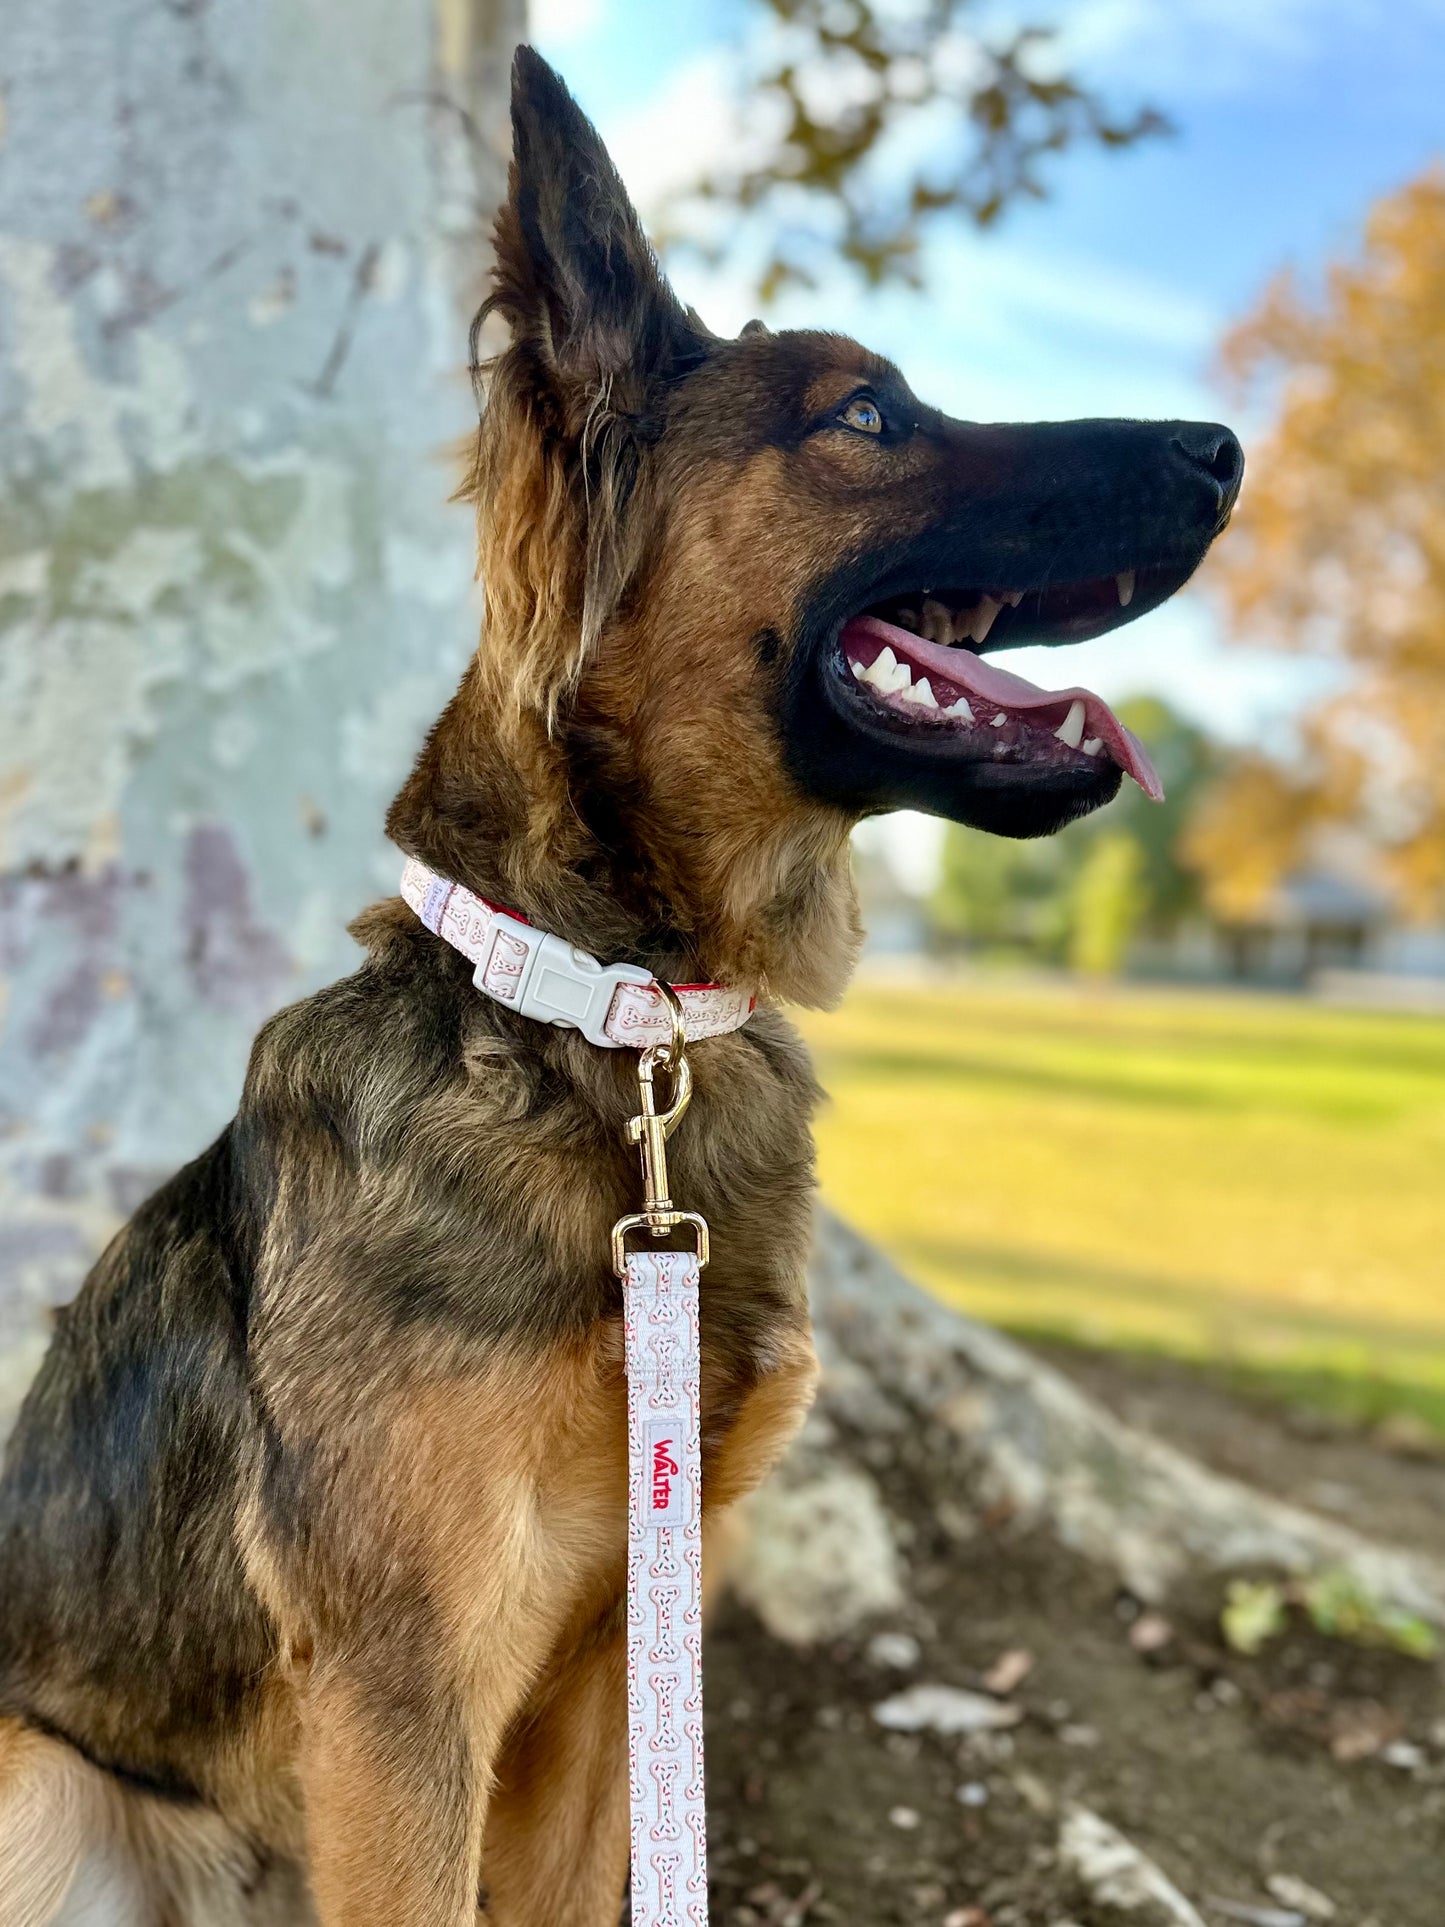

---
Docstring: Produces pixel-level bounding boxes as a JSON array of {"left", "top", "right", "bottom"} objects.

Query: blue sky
[{"left": 532, "top": 0, "right": 1445, "bottom": 877}]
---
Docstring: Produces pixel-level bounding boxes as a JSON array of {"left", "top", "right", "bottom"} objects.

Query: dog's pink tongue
[{"left": 842, "top": 615, "right": 1164, "bottom": 802}]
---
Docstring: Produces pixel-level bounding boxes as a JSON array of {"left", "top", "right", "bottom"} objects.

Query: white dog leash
[
  {"left": 613, "top": 1023, "right": 711, "bottom": 1926},
  {"left": 621, "top": 1245, "right": 707, "bottom": 1924},
  {"left": 402, "top": 858, "right": 735, "bottom": 1924}
]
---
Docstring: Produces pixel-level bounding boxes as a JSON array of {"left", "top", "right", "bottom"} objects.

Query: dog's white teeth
[
  {"left": 968, "top": 596, "right": 1002, "bottom": 645},
  {"left": 945, "top": 695, "right": 975, "bottom": 721},
  {"left": 870, "top": 645, "right": 913, "bottom": 695},
  {"left": 1082, "top": 736, "right": 1103, "bottom": 757},
  {"left": 922, "top": 598, "right": 952, "bottom": 646},
  {"left": 1003, "top": 590, "right": 1024, "bottom": 607},
  {"left": 902, "top": 676, "right": 938, "bottom": 708},
  {"left": 861, "top": 645, "right": 908, "bottom": 693},
  {"left": 1055, "top": 699, "right": 1087, "bottom": 748},
  {"left": 1116, "top": 570, "right": 1136, "bottom": 607},
  {"left": 895, "top": 607, "right": 921, "bottom": 632},
  {"left": 991, "top": 711, "right": 1007, "bottom": 727}
]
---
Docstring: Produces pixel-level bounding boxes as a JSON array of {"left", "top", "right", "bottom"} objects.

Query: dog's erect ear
[
  {"left": 494, "top": 47, "right": 706, "bottom": 400},
  {"left": 467, "top": 51, "right": 709, "bottom": 723}
]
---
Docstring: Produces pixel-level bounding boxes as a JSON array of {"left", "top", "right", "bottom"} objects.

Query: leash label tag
[{"left": 645, "top": 1419, "right": 690, "bottom": 1525}]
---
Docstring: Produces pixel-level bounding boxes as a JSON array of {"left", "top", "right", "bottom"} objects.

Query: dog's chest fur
[
  {"left": 0, "top": 898, "right": 820, "bottom": 1819},
  {"left": 239, "top": 901, "right": 822, "bottom": 1592}
]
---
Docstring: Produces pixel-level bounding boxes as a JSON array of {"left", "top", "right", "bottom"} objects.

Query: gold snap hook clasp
[{"left": 611, "top": 982, "right": 710, "bottom": 1273}]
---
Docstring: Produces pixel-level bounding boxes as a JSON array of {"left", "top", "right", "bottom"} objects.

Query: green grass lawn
[{"left": 799, "top": 974, "right": 1445, "bottom": 1431}]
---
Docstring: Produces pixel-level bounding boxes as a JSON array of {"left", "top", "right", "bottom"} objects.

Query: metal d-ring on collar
[{"left": 610, "top": 982, "right": 711, "bottom": 1275}]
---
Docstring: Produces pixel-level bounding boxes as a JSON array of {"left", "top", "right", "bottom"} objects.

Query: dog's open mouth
[{"left": 834, "top": 569, "right": 1170, "bottom": 802}]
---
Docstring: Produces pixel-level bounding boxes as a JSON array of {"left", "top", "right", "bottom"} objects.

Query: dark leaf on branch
[{"left": 662, "top": 0, "right": 1167, "bottom": 294}]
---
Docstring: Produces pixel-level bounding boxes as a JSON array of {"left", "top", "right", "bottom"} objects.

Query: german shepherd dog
[{"left": 0, "top": 46, "right": 1241, "bottom": 1927}]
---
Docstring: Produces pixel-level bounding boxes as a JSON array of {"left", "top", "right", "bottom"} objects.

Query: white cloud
[
  {"left": 597, "top": 42, "right": 794, "bottom": 233},
  {"left": 928, "top": 236, "right": 1219, "bottom": 356},
  {"left": 599, "top": 50, "right": 741, "bottom": 210},
  {"left": 597, "top": 50, "right": 794, "bottom": 336},
  {"left": 530, "top": 0, "right": 605, "bottom": 50},
  {"left": 1051, "top": 0, "right": 1443, "bottom": 99}
]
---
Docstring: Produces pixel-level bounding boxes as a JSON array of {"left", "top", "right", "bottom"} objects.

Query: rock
[
  {"left": 1265, "top": 1874, "right": 1336, "bottom": 1922},
  {"left": 866, "top": 1630, "right": 922, "bottom": 1670},
  {"left": 956, "top": 1781, "right": 990, "bottom": 1807},
  {"left": 729, "top": 1420, "right": 903, "bottom": 1645},
  {"left": 872, "top": 1684, "right": 1024, "bottom": 1736},
  {"left": 1057, "top": 1804, "right": 1206, "bottom": 1925},
  {"left": 1059, "top": 1723, "right": 1100, "bottom": 1748},
  {"left": 1206, "top": 1904, "right": 1306, "bottom": 1927},
  {"left": 888, "top": 1805, "right": 920, "bottom": 1829}
]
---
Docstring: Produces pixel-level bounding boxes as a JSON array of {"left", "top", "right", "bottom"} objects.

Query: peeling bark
[{"left": 0, "top": 0, "right": 523, "bottom": 1359}]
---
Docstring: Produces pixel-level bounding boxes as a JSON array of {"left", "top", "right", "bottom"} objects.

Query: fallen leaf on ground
[
  {"left": 1221, "top": 1579, "right": 1288, "bottom": 1656},
  {"left": 1327, "top": 1700, "right": 1403, "bottom": 1763},
  {"left": 1012, "top": 1769, "right": 1055, "bottom": 1815},
  {"left": 983, "top": 1647, "right": 1035, "bottom": 1695},
  {"left": 1130, "top": 1611, "right": 1175, "bottom": 1655}
]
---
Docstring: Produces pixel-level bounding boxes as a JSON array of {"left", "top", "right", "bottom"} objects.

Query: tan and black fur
[{"left": 0, "top": 47, "right": 1241, "bottom": 1927}]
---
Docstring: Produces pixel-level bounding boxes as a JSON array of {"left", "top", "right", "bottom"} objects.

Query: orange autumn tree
[{"left": 1190, "top": 171, "right": 1445, "bottom": 921}]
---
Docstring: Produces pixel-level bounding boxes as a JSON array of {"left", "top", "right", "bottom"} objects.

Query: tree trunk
[{"left": 0, "top": 0, "right": 523, "bottom": 1414}]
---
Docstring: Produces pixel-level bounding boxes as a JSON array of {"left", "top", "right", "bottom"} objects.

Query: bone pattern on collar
[{"left": 399, "top": 857, "right": 755, "bottom": 1050}]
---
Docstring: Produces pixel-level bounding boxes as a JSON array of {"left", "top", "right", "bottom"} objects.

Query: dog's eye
[{"left": 838, "top": 395, "right": 884, "bottom": 436}]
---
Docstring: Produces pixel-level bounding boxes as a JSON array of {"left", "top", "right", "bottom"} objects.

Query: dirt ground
[{"left": 702, "top": 1346, "right": 1445, "bottom": 1927}]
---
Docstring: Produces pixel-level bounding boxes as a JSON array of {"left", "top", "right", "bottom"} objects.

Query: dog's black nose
[{"left": 1170, "top": 423, "right": 1244, "bottom": 519}]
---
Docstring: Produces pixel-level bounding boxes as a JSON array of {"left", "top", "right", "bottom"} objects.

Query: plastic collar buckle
[{"left": 478, "top": 911, "right": 654, "bottom": 1048}]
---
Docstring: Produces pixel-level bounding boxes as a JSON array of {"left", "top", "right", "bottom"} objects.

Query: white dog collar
[{"left": 399, "top": 856, "right": 755, "bottom": 1050}]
